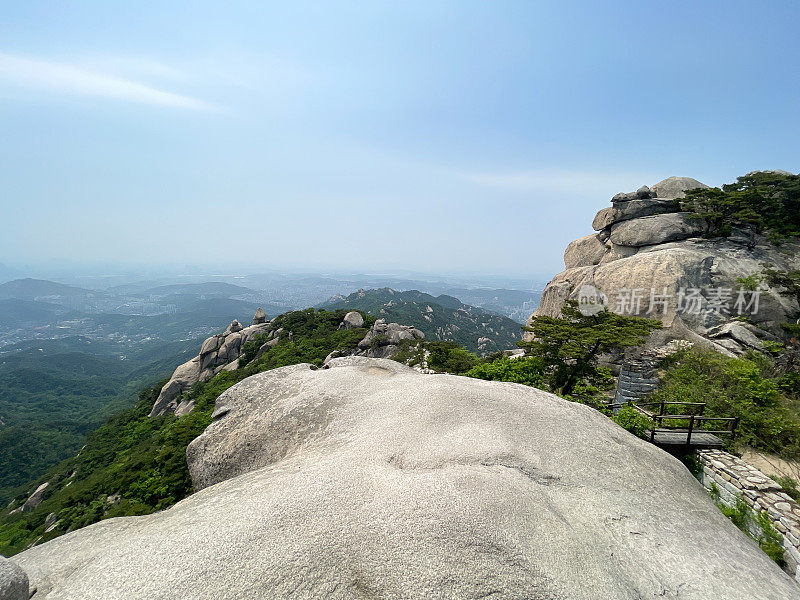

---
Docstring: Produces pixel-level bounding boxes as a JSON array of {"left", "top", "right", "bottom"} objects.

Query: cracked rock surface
[{"left": 15, "top": 357, "right": 798, "bottom": 599}]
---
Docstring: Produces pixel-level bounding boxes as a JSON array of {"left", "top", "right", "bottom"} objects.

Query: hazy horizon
[
  {"left": 3, "top": 1, "right": 798, "bottom": 276},
  {"left": 0, "top": 261, "right": 549, "bottom": 293}
]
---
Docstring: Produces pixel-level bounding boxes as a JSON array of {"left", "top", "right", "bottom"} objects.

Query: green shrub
[
  {"left": 465, "top": 356, "right": 545, "bottom": 387},
  {"left": 737, "top": 274, "right": 763, "bottom": 291},
  {"left": 611, "top": 405, "right": 654, "bottom": 438},
  {"left": 425, "top": 342, "right": 480, "bottom": 374},
  {"left": 238, "top": 333, "right": 269, "bottom": 366},
  {"left": 682, "top": 171, "right": 800, "bottom": 238},
  {"left": 774, "top": 475, "right": 800, "bottom": 503},
  {"left": 710, "top": 490, "right": 787, "bottom": 567},
  {"left": 718, "top": 495, "right": 751, "bottom": 531},
  {"left": 757, "top": 511, "right": 787, "bottom": 567}
]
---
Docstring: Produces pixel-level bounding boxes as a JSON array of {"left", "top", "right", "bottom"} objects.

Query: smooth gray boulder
[
  {"left": 0, "top": 557, "right": 28, "bottom": 600},
  {"left": 609, "top": 212, "right": 707, "bottom": 247},
  {"left": 148, "top": 357, "right": 203, "bottom": 416},
  {"left": 340, "top": 311, "right": 364, "bottom": 329},
  {"left": 252, "top": 308, "right": 267, "bottom": 325},
  {"left": 21, "top": 482, "right": 49, "bottom": 513},
  {"left": 199, "top": 334, "right": 223, "bottom": 356},
  {"left": 650, "top": 176, "right": 709, "bottom": 199},
  {"left": 15, "top": 358, "right": 799, "bottom": 599},
  {"left": 563, "top": 234, "right": 606, "bottom": 268},
  {"left": 708, "top": 322, "right": 765, "bottom": 350}
]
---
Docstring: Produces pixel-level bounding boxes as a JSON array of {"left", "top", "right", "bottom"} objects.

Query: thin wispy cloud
[{"left": 0, "top": 54, "right": 214, "bottom": 110}]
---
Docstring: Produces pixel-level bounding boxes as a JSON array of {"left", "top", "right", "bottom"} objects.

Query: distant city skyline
[{"left": 2, "top": 1, "right": 798, "bottom": 277}]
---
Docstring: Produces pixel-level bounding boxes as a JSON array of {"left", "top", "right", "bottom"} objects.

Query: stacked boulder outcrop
[
  {"left": 150, "top": 310, "right": 425, "bottom": 416},
  {"left": 531, "top": 175, "right": 800, "bottom": 356},
  {"left": 149, "top": 312, "right": 273, "bottom": 416},
  {"left": 323, "top": 316, "right": 425, "bottom": 363},
  {"left": 354, "top": 318, "right": 424, "bottom": 358}
]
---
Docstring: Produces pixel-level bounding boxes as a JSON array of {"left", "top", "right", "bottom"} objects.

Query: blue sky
[{"left": 1, "top": 1, "right": 798, "bottom": 278}]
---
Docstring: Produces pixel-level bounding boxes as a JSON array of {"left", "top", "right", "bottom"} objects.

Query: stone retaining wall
[
  {"left": 613, "top": 355, "right": 659, "bottom": 407},
  {"left": 697, "top": 449, "right": 800, "bottom": 581},
  {"left": 613, "top": 342, "right": 691, "bottom": 409}
]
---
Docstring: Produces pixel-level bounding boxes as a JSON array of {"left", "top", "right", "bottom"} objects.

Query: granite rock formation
[
  {"left": 355, "top": 318, "right": 424, "bottom": 358},
  {"left": 150, "top": 311, "right": 424, "bottom": 416},
  {"left": 149, "top": 311, "right": 273, "bottom": 416},
  {"left": 529, "top": 176, "right": 800, "bottom": 356},
  {"left": 0, "top": 557, "right": 29, "bottom": 600},
  {"left": 12, "top": 358, "right": 798, "bottom": 599}
]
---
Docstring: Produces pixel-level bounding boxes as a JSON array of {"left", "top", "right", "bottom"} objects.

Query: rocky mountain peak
[
  {"left": 530, "top": 176, "right": 800, "bottom": 357},
  {"left": 650, "top": 176, "right": 710, "bottom": 199}
]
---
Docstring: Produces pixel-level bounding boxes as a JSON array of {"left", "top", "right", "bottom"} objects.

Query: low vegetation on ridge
[
  {"left": 681, "top": 171, "right": 800, "bottom": 240},
  {"left": 0, "top": 309, "right": 371, "bottom": 556}
]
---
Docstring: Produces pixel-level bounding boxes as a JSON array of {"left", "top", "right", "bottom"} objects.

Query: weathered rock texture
[
  {"left": 15, "top": 358, "right": 798, "bottom": 599},
  {"left": 529, "top": 176, "right": 800, "bottom": 355},
  {"left": 0, "top": 557, "right": 29, "bottom": 600},
  {"left": 354, "top": 318, "right": 424, "bottom": 358},
  {"left": 650, "top": 176, "right": 709, "bottom": 199},
  {"left": 149, "top": 311, "right": 273, "bottom": 416},
  {"left": 608, "top": 212, "right": 707, "bottom": 247},
  {"left": 9, "top": 482, "right": 49, "bottom": 515},
  {"left": 340, "top": 310, "right": 364, "bottom": 329},
  {"left": 697, "top": 449, "right": 800, "bottom": 581}
]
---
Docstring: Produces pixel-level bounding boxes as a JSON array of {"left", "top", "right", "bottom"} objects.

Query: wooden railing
[{"left": 630, "top": 401, "right": 739, "bottom": 447}]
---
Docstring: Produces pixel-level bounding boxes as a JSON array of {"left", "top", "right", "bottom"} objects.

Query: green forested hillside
[
  {"left": 0, "top": 339, "right": 201, "bottom": 503},
  {"left": 0, "top": 299, "right": 61, "bottom": 328},
  {"left": 0, "top": 309, "right": 370, "bottom": 556},
  {"left": 323, "top": 288, "right": 521, "bottom": 354}
]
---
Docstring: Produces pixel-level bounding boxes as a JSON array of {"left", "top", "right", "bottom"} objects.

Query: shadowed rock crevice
[{"left": 386, "top": 453, "right": 561, "bottom": 487}]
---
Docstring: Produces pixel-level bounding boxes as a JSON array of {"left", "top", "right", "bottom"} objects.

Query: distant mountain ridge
[
  {"left": 0, "top": 278, "right": 96, "bottom": 301},
  {"left": 322, "top": 288, "right": 521, "bottom": 354},
  {"left": 132, "top": 282, "right": 260, "bottom": 298}
]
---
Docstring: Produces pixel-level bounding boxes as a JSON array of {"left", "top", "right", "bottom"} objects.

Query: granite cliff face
[
  {"left": 529, "top": 176, "right": 800, "bottom": 356},
  {"left": 12, "top": 358, "right": 798, "bottom": 599}
]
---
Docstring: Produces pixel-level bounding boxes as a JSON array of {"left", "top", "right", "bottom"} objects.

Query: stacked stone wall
[
  {"left": 614, "top": 356, "right": 659, "bottom": 407},
  {"left": 697, "top": 449, "right": 800, "bottom": 581}
]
